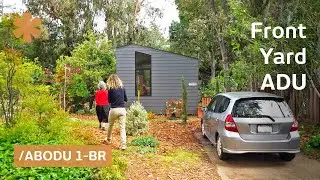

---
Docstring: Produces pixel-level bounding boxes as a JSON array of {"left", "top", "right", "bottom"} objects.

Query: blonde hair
[{"left": 107, "top": 74, "right": 123, "bottom": 89}]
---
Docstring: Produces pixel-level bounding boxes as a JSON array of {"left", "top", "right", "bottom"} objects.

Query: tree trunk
[
  {"left": 210, "top": 50, "right": 216, "bottom": 79},
  {"left": 317, "top": 22, "right": 320, "bottom": 57},
  {"left": 304, "top": 66, "right": 320, "bottom": 98},
  {"left": 89, "top": 95, "right": 95, "bottom": 109},
  {"left": 210, "top": 0, "right": 230, "bottom": 91}
]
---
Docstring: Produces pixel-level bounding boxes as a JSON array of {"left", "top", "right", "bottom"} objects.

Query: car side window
[
  {"left": 207, "top": 97, "right": 217, "bottom": 111},
  {"left": 214, "top": 96, "right": 230, "bottom": 113}
]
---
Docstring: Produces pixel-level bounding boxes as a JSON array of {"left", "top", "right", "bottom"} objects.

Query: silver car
[{"left": 201, "top": 92, "right": 300, "bottom": 161}]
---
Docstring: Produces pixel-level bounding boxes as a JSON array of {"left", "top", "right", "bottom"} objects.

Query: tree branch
[{"left": 304, "top": 66, "right": 320, "bottom": 98}]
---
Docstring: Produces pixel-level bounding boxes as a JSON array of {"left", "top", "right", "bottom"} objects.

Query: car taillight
[
  {"left": 225, "top": 114, "right": 238, "bottom": 132},
  {"left": 290, "top": 119, "right": 299, "bottom": 132}
]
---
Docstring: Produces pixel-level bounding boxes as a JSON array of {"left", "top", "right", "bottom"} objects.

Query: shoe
[
  {"left": 99, "top": 123, "right": 101, "bottom": 129},
  {"left": 120, "top": 145, "right": 126, "bottom": 150},
  {"left": 103, "top": 139, "right": 112, "bottom": 145}
]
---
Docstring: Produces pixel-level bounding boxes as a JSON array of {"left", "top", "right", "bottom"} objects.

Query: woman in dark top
[
  {"left": 104, "top": 74, "right": 127, "bottom": 150},
  {"left": 95, "top": 81, "right": 110, "bottom": 131}
]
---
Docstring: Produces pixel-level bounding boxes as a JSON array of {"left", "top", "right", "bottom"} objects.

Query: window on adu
[{"left": 135, "top": 52, "right": 151, "bottom": 96}]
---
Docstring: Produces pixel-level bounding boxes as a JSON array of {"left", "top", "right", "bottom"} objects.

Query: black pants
[{"left": 96, "top": 105, "right": 110, "bottom": 123}]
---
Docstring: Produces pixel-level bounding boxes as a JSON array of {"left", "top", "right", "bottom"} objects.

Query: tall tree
[{"left": 25, "top": 0, "right": 96, "bottom": 69}]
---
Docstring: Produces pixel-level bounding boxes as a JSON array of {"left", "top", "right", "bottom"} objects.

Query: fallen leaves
[{"left": 74, "top": 114, "right": 221, "bottom": 179}]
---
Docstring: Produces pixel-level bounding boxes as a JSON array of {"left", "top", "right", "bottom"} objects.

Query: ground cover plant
[{"left": 300, "top": 123, "right": 320, "bottom": 160}]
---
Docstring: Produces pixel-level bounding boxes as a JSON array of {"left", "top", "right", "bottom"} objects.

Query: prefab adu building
[{"left": 115, "top": 44, "right": 199, "bottom": 114}]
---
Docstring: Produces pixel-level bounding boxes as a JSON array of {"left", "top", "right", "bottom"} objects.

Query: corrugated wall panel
[{"left": 116, "top": 45, "right": 199, "bottom": 114}]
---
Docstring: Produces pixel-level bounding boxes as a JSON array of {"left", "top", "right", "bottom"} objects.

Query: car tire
[
  {"left": 201, "top": 119, "right": 207, "bottom": 139},
  {"left": 216, "top": 134, "right": 228, "bottom": 160},
  {"left": 279, "top": 153, "right": 296, "bottom": 161}
]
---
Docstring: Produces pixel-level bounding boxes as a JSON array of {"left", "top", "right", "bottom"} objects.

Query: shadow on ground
[{"left": 195, "top": 132, "right": 320, "bottom": 180}]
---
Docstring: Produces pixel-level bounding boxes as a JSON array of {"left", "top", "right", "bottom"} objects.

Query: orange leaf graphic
[{"left": 13, "top": 12, "right": 42, "bottom": 43}]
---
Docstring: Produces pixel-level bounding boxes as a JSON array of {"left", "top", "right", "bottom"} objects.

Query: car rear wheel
[
  {"left": 201, "top": 120, "right": 207, "bottom": 138},
  {"left": 216, "top": 135, "right": 228, "bottom": 160},
  {"left": 279, "top": 153, "right": 296, "bottom": 161}
]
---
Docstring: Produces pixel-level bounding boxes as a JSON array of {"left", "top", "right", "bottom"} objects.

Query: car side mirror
[{"left": 202, "top": 107, "right": 207, "bottom": 112}]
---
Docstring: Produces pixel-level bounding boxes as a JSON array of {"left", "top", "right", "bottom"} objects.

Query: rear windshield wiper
[{"left": 255, "top": 115, "right": 276, "bottom": 122}]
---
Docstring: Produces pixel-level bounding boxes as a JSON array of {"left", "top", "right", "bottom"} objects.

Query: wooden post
[
  {"left": 315, "top": 90, "right": 320, "bottom": 124},
  {"left": 309, "top": 88, "right": 314, "bottom": 122},
  {"left": 64, "top": 64, "right": 67, "bottom": 112}
]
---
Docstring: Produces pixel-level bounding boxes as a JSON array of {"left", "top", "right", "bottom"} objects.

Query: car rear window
[{"left": 233, "top": 98, "right": 293, "bottom": 118}]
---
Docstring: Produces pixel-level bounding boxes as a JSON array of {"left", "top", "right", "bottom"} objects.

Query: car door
[
  {"left": 203, "top": 97, "right": 218, "bottom": 141},
  {"left": 205, "top": 96, "right": 222, "bottom": 141},
  {"left": 211, "top": 96, "right": 231, "bottom": 143}
]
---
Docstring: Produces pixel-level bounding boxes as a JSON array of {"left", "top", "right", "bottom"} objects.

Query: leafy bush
[
  {"left": 95, "top": 150, "right": 127, "bottom": 180},
  {"left": 0, "top": 111, "right": 95, "bottom": 179},
  {"left": 126, "top": 101, "right": 148, "bottom": 136},
  {"left": 55, "top": 32, "right": 116, "bottom": 110},
  {"left": 76, "top": 109, "right": 86, "bottom": 115},
  {"left": 131, "top": 136, "right": 159, "bottom": 147},
  {"left": 308, "top": 135, "right": 320, "bottom": 149},
  {"left": 89, "top": 108, "right": 96, "bottom": 115}
]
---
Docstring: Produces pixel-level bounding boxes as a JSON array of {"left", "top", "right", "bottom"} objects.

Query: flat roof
[{"left": 117, "top": 44, "right": 199, "bottom": 61}]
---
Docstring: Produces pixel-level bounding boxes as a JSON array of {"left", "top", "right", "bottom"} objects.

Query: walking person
[
  {"left": 104, "top": 74, "right": 128, "bottom": 150},
  {"left": 95, "top": 81, "right": 110, "bottom": 131}
]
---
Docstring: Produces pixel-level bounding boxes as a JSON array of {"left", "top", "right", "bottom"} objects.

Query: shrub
[
  {"left": 131, "top": 136, "right": 159, "bottom": 147},
  {"left": 95, "top": 150, "right": 127, "bottom": 180},
  {"left": 126, "top": 101, "right": 148, "bottom": 136},
  {"left": 0, "top": 111, "right": 95, "bottom": 179},
  {"left": 89, "top": 108, "right": 96, "bottom": 115},
  {"left": 55, "top": 32, "right": 116, "bottom": 110},
  {"left": 308, "top": 135, "right": 320, "bottom": 149},
  {"left": 76, "top": 109, "right": 86, "bottom": 115}
]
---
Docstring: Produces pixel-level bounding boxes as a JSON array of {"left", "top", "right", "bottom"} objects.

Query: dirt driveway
[{"left": 195, "top": 132, "right": 320, "bottom": 180}]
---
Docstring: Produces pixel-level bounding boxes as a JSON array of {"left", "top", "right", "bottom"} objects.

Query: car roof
[{"left": 217, "top": 92, "right": 283, "bottom": 100}]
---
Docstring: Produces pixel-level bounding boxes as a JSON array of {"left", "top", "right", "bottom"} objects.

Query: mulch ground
[{"left": 71, "top": 114, "right": 220, "bottom": 180}]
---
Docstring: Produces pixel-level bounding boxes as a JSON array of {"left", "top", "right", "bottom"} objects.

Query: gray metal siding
[{"left": 116, "top": 45, "right": 199, "bottom": 114}]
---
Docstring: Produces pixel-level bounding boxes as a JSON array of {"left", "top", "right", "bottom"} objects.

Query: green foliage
[
  {"left": 0, "top": 106, "right": 127, "bottom": 179},
  {"left": 76, "top": 109, "right": 86, "bottom": 115},
  {"left": 95, "top": 150, "right": 127, "bottom": 180},
  {"left": 202, "top": 74, "right": 224, "bottom": 97},
  {"left": 0, "top": 110, "right": 95, "bottom": 179},
  {"left": 171, "top": 0, "right": 320, "bottom": 96},
  {"left": 126, "top": 101, "right": 149, "bottom": 136},
  {"left": 181, "top": 77, "right": 188, "bottom": 123},
  {"left": 0, "top": 14, "right": 22, "bottom": 50},
  {"left": 129, "top": 137, "right": 159, "bottom": 155},
  {"left": 0, "top": 50, "right": 46, "bottom": 127},
  {"left": 131, "top": 136, "right": 159, "bottom": 148},
  {"left": 0, "top": 14, "right": 52, "bottom": 68},
  {"left": 55, "top": 32, "right": 116, "bottom": 111},
  {"left": 159, "top": 148, "right": 200, "bottom": 169},
  {"left": 69, "top": 74, "right": 90, "bottom": 98},
  {"left": 22, "top": 86, "right": 57, "bottom": 119},
  {"left": 308, "top": 135, "right": 320, "bottom": 149},
  {"left": 135, "top": 24, "right": 168, "bottom": 49},
  {"left": 169, "top": 0, "right": 218, "bottom": 83},
  {"left": 299, "top": 123, "right": 320, "bottom": 160},
  {"left": 25, "top": 0, "right": 166, "bottom": 69}
]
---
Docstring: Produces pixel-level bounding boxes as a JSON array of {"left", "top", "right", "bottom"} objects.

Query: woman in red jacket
[{"left": 95, "top": 81, "right": 110, "bottom": 131}]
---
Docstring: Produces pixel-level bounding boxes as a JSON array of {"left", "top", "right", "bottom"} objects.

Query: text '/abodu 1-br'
[{"left": 14, "top": 145, "right": 112, "bottom": 167}]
